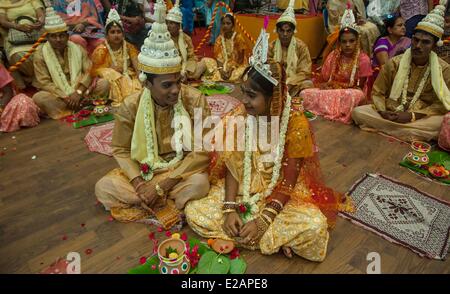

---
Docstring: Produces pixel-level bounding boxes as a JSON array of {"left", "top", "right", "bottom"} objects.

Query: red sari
[
  {"left": 301, "top": 49, "right": 373, "bottom": 124},
  {"left": 0, "top": 64, "right": 40, "bottom": 132}
]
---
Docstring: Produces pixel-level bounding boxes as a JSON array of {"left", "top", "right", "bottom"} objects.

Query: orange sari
[
  {"left": 91, "top": 41, "right": 142, "bottom": 106},
  {"left": 202, "top": 32, "right": 250, "bottom": 82}
]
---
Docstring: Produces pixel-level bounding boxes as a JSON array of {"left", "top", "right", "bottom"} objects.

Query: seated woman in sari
[
  {"left": 301, "top": 7, "right": 372, "bottom": 124},
  {"left": 0, "top": 0, "right": 45, "bottom": 89},
  {"left": 0, "top": 62, "right": 40, "bottom": 132},
  {"left": 91, "top": 9, "right": 141, "bottom": 107},
  {"left": 53, "top": 0, "right": 105, "bottom": 53},
  {"left": 326, "top": 0, "right": 380, "bottom": 57},
  {"left": 185, "top": 29, "right": 350, "bottom": 261},
  {"left": 201, "top": 14, "right": 250, "bottom": 82},
  {"left": 372, "top": 14, "right": 411, "bottom": 69}
]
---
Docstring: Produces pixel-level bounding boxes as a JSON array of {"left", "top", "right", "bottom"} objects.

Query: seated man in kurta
[
  {"left": 166, "top": 2, "right": 201, "bottom": 80},
  {"left": 268, "top": 0, "right": 313, "bottom": 97},
  {"left": 95, "top": 0, "right": 211, "bottom": 229},
  {"left": 32, "top": 7, "right": 109, "bottom": 120},
  {"left": 352, "top": 2, "right": 450, "bottom": 142}
]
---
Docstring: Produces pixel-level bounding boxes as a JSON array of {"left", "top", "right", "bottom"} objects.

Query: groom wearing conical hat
[
  {"left": 353, "top": 0, "right": 450, "bottom": 143},
  {"left": 32, "top": 7, "right": 109, "bottom": 119},
  {"left": 95, "top": 0, "right": 211, "bottom": 229},
  {"left": 268, "top": 0, "right": 314, "bottom": 97}
]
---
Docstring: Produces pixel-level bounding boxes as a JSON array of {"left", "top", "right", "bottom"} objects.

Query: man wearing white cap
[
  {"left": 268, "top": 0, "right": 314, "bottom": 96},
  {"left": 166, "top": 1, "right": 200, "bottom": 80},
  {"left": 353, "top": 0, "right": 450, "bottom": 142},
  {"left": 95, "top": 0, "right": 211, "bottom": 229},
  {"left": 32, "top": 7, "right": 109, "bottom": 119}
]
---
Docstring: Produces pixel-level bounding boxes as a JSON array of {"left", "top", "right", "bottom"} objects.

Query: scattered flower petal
[
  {"left": 12, "top": 136, "right": 16, "bottom": 139},
  {"left": 172, "top": 232, "right": 181, "bottom": 239},
  {"left": 139, "top": 257, "right": 147, "bottom": 264},
  {"left": 165, "top": 231, "right": 172, "bottom": 237},
  {"left": 116, "top": 256, "right": 121, "bottom": 260},
  {"left": 148, "top": 232, "right": 155, "bottom": 240},
  {"left": 81, "top": 223, "right": 85, "bottom": 227},
  {"left": 85, "top": 249, "right": 93, "bottom": 255},
  {"left": 151, "top": 265, "right": 157, "bottom": 270},
  {"left": 12, "top": 147, "right": 16, "bottom": 151},
  {"left": 62, "top": 235, "right": 67, "bottom": 241},
  {"left": 108, "top": 216, "right": 114, "bottom": 222},
  {"left": 230, "top": 248, "right": 240, "bottom": 260},
  {"left": 181, "top": 232, "right": 188, "bottom": 241},
  {"left": 31, "top": 155, "right": 37, "bottom": 160},
  {"left": 157, "top": 227, "right": 163, "bottom": 232}
]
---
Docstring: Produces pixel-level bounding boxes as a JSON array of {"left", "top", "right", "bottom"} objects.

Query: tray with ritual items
[{"left": 399, "top": 142, "right": 450, "bottom": 185}]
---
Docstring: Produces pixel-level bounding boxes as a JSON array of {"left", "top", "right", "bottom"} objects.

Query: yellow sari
[
  {"left": 202, "top": 32, "right": 250, "bottom": 82},
  {"left": 91, "top": 41, "right": 142, "bottom": 106}
]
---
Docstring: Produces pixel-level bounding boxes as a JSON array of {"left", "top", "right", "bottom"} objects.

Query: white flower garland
[
  {"left": 140, "top": 90, "right": 185, "bottom": 180},
  {"left": 221, "top": 32, "right": 236, "bottom": 73},
  {"left": 241, "top": 92, "right": 293, "bottom": 222},
  {"left": 105, "top": 40, "right": 129, "bottom": 77},
  {"left": 396, "top": 65, "right": 431, "bottom": 112},
  {"left": 349, "top": 47, "right": 359, "bottom": 87}
]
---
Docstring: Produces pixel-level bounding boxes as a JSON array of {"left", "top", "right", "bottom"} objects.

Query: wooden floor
[{"left": 0, "top": 117, "right": 449, "bottom": 274}]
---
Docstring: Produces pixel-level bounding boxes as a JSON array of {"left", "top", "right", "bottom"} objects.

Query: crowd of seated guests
[{"left": 0, "top": 0, "right": 448, "bottom": 149}]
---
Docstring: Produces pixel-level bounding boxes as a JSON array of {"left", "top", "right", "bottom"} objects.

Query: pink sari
[
  {"left": 302, "top": 49, "right": 373, "bottom": 124},
  {"left": 0, "top": 65, "right": 40, "bottom": 132},
  {"left": 438, "top": 113, "right": 450, "bottom": 151}
]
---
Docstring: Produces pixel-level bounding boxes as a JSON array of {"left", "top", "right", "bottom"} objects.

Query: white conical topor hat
[
  {"left": 277, "top": 0, "right": 296, "bottom": 27},
  {"left": 44, "top": 7, "right": 68, "bottom": 34},
  {"left": 138, "top": 0, "right": 182, "bottom": 75},
  {"left": 167, "top": 0, "right": 183, "bottom": 23},
  {"left": 416, "top": 0, "right": 448, "bottom": 41}
]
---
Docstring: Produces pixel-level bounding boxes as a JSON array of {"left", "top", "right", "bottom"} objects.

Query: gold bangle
[
  {"left": 222, "top": 209, "right": 236, "bottom": 214},
  {"left": 271, "top": 199, "right": 284, "bottom": 209},
  {"left": 155, "top": 183, "right": 165, "bottom": 197},
  {"left": 263, "top": 207, "right": 279, "bottom": 216},
  {"left": 260, "top": 212, "right": 274, "bottom": 225},
  {"left": 411, "top": 112, "right": 416, "bottom": 122}
]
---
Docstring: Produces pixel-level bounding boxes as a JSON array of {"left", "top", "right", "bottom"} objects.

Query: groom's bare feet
[{"left": 282, "top": 246, "right": 293, "bottom": 259}]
